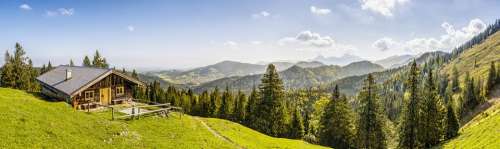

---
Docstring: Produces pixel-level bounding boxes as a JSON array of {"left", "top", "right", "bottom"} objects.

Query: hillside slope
[
  {"left": 439, "top": 96, "right": 500, "bottom": 148},
  {"left": 441, "top": 31, "right": 500, "bottom": 81},
  {"left": 0, "top": 88, "right": 325, "bottom": 148}
]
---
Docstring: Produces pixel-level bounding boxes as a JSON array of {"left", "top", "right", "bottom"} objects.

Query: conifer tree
[
  {"left": 83, "top": 56, "right": 91, "bottom": 67},
  {"left": 289, "top": 106, "right": 305, "bottom": 139},
  {"left": 209, "top": 86, "right": 220, "bottom": 117},
  {"left": 0, "top": 51, "right": 15, "bottom": 87},
  {"left": 399, "top": 60, "right": 421, "bottom": 149},
  {"left": 356, "top": 74, "right": 387, "bottom": 149},
  {"left": 234, "top": 90, "right": 247, "bottom": 122},
  {"left": 445, "top": 98, "right": 459, "bottom": 139},
  {"left": 419, "top": 69, "right": 446, "bottom": 147},
  {"left": 256, "top": 64, "right": 287, "bottom": 137},
  {"left": 91, "top": 50, "right": 109, "bottom": 68},
  {"left": 451, "top": 66, "right": 460, "bottom": 92},
  {"left": 131, "top": 69, "right": 138, "bottom": 79},
  {"left": 47, "top": 61, "right": 53, "bottom": 71},
  {"left": 319, "top": 85, "right": 356, "bottom": 149},
  {"left": 69, "top": 59, "right": 75, "bottom": 66},
  {"left": 219, "top": 86, "right": 232, "bottom": 119},
  {"left": 199, "top": 91, "right": 210, "bottom": 117},
  {"left": 486, "top": 61, "right": 496, "bottom": 94},
  {"left": 245, "top": 86, "right": 259, "bottom": 126},
  {"left": 462, "top": 72, "right": 479, "bottom": 116}
]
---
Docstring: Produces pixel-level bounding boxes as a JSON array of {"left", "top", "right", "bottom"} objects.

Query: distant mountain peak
[{"left": 312, "top": 53, "right": 365, "bottom": 66}]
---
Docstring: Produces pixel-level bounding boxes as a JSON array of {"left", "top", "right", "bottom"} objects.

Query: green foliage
[
  {"left": 289, "top": 107, "right": 305, "bottom": 139},
  {"left": 319, "top": 86, "right": 356, "bottom": 149},
  {"left": 445, "top": 99, "right": 460, "bottom": 139},
  {"left": 0, "top": 43, "right": 39, "bottom": 92},
  {"left": 418, "top": 69, "right": 446, "bottom": 147},
  {"left": 83, "top": 55, "right": 92, "bottom": 67},
  {"left": 254, "top": 64, "right": 288, "bottom": 137},
  {"left": 356, "top": 74, "right": 388, "bottom": 149},
  {"left": 218, "top": 86, "right": 233, "bottom": 119},
  {"left": 91, "top": 50, "right": 109, "bottom": 68},
  {"left": 398, "top": 61, "right": 421, "bottom": 149},
  {"left": 209, "top": 86, "right": 220, "bottom": 117},
  {"left": 69, "top": 59, "right": 75, "bottom": 67}
]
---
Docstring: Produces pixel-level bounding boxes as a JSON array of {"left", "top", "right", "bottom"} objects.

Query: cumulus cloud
[
  {"left": 127, "top": 25, "right": 135, "bottom": 32},
  {"left": 310, "top": 6, "right": 331, "bottom": 15},
  {"left": 19, "top": 4, "right": 32, "bottom": 11},
  {"left": 372, "top": 37, "right": 396, "bottom": 51},
  {"left": 252, "top": 11, "right": 271, "bottom": 19},
  {"left": 372, "top": 18, "right": 487, "bottom": 53},
  {"left": 279, "top": 31, "right": 336, "bottom": 47},
  {"left": 46, "top": 8, "right": 74, "bottom": 17},
  {"left": 360, "top": 0, "right": 409, "bottom": 17}
]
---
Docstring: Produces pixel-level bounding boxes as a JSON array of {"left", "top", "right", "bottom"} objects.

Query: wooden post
[
  {"left": 111, "top": 107, "right": 114, "bottom": 120},
  {"left": 137, "top": 107, "right": 140, "bottom": 119},
  {"left": 131, "top": 105, "right": 135, "bottom": 120}
]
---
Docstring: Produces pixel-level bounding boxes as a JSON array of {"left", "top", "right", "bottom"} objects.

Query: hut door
[{"left": 100, "top": 88, "right": 111, "bottom": 105}]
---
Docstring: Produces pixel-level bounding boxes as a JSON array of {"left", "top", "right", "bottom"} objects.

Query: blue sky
[{"left": 0, "top": 0, "right": 498, "bottom": 69}]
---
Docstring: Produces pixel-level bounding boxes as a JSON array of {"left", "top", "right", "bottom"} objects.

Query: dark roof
[{"left": 36, "top": 66, "right": 144, "bottom": 97}]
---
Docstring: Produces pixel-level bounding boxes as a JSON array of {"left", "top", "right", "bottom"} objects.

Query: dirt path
[{"left": 194, "top": 117, "right": 244, "bottom": 149}]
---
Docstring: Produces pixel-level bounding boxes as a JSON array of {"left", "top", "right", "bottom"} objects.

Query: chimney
[{"left": 66, "top": 69, "right": 72, "bottom": 80}]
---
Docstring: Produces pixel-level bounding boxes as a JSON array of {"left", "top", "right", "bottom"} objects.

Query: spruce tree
[
  {"left": 445, "top": 98, "right": 459, "bottom": 139},
  {"left": 256, "top": 64, "right": 287, "bottom": 137},
  {"left": 234, "top": 90, "right": 247, "bottom": 122},
  {"left": 47, "top": 61, "right": 53, "bottom": 71},
  {"left": 69, "top": 59, "right": 75, "bottom": 66},
  {"left": 419, "top": 69, "right": 446, "bottom": 147},
  {"left": 0, "top": 51, "right": 15, "bottom": 87},
  {"left": 486, "top": 61, "right": 496, "bottom": 94},
  {"left": 209, "top": 86, "right": 220, "bottom": 117},
  {"left": 245, "top": 86, "right": 259, "bottom": 126},
  {"left": 131, "top": 69, "right": 138, "bottom": 79},
  {"left": 319, "top": 86, "right": 356, "bottom": 149},
  {"left": 462, "top": 72, "right": 479, "bottom": 116},
  {"left": 399, "top": 60, "right": 421, "bottom": 148},
  {"left": 289, "top": 106, "right": 305, "bottom": 139},
  {"left": 91, "top": 50, "right": 109, "bottom": 68},
  {"left": 83, "top": 56, "right": 91, "bottom": 67},
  {"left": 219, "top": 86, "right": 232, "bottom": 119},
  {"left": 451, "top": 66, "right": 460, "bottom": 92},
  {"left": 356, "top": 74, "right": 387, "bottom": 149}
]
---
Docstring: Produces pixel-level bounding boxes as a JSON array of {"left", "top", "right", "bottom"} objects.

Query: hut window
[
  {"left": 84, "top": 91, "right": 94, "bottom": 100},
  {"left": 117, "top": 86, "right": 124, "bottom": 96}
]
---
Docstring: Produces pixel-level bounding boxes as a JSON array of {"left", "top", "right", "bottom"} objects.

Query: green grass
[
  {"left": 438, "top": 101, "right": 500, "bottom": 148},
  {"left": 0, "top": 88, "right": 327, "bottom": 148},
  {"left": 202, "top": 118, "right": 329, "bottom": 149}
]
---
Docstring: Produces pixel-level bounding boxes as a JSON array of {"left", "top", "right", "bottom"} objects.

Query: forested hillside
[{"left": 193, "top": 61, "right": 384, "bottom": 93}]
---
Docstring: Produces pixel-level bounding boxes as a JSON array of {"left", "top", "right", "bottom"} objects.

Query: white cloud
[
  {"left": 45, "top": 8, "right": 74, "bottom": 17},
  {"left": 252, "top": 11, "right": 271, "bottom": 19},
  {"left": 372, "top": 18, "right": 487, "bottom": 53},
  {"left": 372, "top": 37, "right": 396, "bottom": 51},
  {"left": 19, "top": 4, "right": 32, "bottom": 11},
  {"left": 360, "top": 0, "right": 409, "bottom": 17},
  {"left": 127, "top": 25, "right": 135, "bottom": 32},
  {"left": 310, "top": 6, "right": 331, "bottom": 15},
  {"left": 278, "top": 31, "right": 356, "bottom": 53},
  {"left": 223, "top": 41, "right": 238, "bottom": 47}
]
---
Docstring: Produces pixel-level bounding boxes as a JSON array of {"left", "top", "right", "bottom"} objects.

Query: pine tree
[
  {"left": 209, "top": 86, "right": 220, "bottom": 117},
  {"left": 219, "top": 86, "right": 232, "bottom": 119},
  {"left": 199, "top": 91, "right": 210, "bottom": 117},
  {"left": 69, "top": 59, "right": 75, "bottom": 66},
  {"left": 462, "top": 72, "right": 479, "bottom": 116},
  {"left": 399, "top": 60, "right": 421, "bottom": 149},
  {"left": 47, "top": 61, "right": 53, "bottom": 71},
  {"left": 445, "top": 98, "right": 459, "bottom": 139},
  {"left": 486, "top": 61, "right": 496, "bottom": 94},
  {"left": 451, "top": 66, "right": 460, "bottom": 92},
  {"left": 256, "top": 64, "right": 287, "bottom": 137},
  {"left": 356, "top": 74, "right": 387, "bottom": 149},
  {"left": 245, "top": 86, "right": 259, "bottom": 126},
  {"left": 0, "top": 51, "right": 15, "bottom": 87},
  {"left": 131, "top": 69, "right": 138, "bottom": 79},
  {"left": 91, "top": 50, "right": 109, "bottom": 68},
  {"left": 289, "top": 106, "right": 305, "bottom": 139},
  {"left": 419, "top": 69, "right": 446, "bottom": 147},
  {"left": 234, "top": 90, "right": 247, "bottom": 122},
  {"left": 83, "top": 56, "right": 91, "bottom": 67},
  {"left": 319, "top": 85, "right": 356, "bottom": 149}
]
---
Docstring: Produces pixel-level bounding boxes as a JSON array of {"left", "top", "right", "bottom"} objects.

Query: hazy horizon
[{"left": 1, "top": 0, "right": 498, "bottom": 69}]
